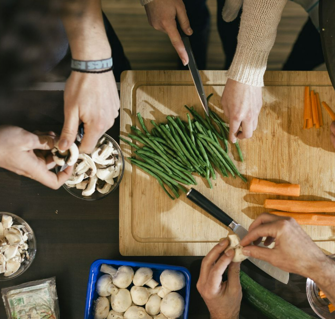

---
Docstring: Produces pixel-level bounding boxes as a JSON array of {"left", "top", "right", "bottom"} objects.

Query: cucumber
[{"left": 240, "top": 271, "right": 313, "bottom": 319}]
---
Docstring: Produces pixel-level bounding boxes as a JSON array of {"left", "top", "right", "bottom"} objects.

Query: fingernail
[
  {"left": 58, "top": 138, "right": 68, "bottom": 151},
  {"left": 242, "top": 248, "right": 250, "bottom": 256},
  {"left": 187, "top": 27, "right": 193, "bottom": 35},
  {"left": 219, "top": 238, "right": 227, "bottom": 246},
  {"left": 225, "top": 249, "right": 233, "bottom": 257},
  {"left": 182, "top": 59, "right": 188, "bottom": 66}
]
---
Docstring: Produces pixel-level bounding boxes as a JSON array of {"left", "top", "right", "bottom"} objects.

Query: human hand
[
  {"left": 145, "top": 0, "right": 193, "bottom": 65},
  {"left": 330, "top": 122, "right": 335, "bottom": 149},
  {"left": 240, "top": 213, "right": 327, "bottom": 279},
  {"left": 197, "top": 239, "right": 242, "bottom": 319},
  {"left": 60, "top": 70, "right": 119, "bottom": 154},
  {"left": 221, "top": 79, "right": 262, "bottom": 143},
  {"left": 0, "top": 126, "right": 72, "bottom": 189}
]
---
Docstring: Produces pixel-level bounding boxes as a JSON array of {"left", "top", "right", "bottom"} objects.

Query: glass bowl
[
  {"left": 0, "top": 212, "right": 37, "bottom": 281},
  {"left": 306, "top": 254, "right": 335, "bottom": 319},
  {"left": 61, "top": 134, "right": 124, "bottom": 201}
]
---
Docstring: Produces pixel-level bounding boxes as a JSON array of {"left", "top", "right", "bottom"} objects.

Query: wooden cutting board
[{"left": 119, "top": 71, "right": 335, "bottom": 256}]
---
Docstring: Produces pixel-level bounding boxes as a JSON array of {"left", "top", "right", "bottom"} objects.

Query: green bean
[
  {"left": 235, "top": 142, "right": 244, "bottom": 162},
  {"left": 128, "top": 134, "right": 148, "bottom": 146},
  {"left": 162, "top": 179, "right": 180, "bottom": 198},
  {"left": 186, "top": 114, "right": 195, "bottom": 145},
  {"left": 206, "top": 167, "right": 213, "bottom": 189},
  {"left": 136, "top": 113, "right": 150, "bottom": 135},
  {"left": 135, "top": 152, "right": 173, "bottom": 175},
  {"left": 119, "top": 136, "right": 140, "bottom": 150},
  {"left": 196, "top": 139, "right": 210, "bottom": 167},
  {"left": 176, "top": 183, "right": 188, "bottom": 193}
]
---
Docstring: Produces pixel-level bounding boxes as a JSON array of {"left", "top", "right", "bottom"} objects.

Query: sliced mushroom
[
  {"left": 92, "top": 141, "right": 115, "bottom": 166},
  {"left": 3, "top": 245, "right": 18, "bottom": 260},
  {"left": 97, "top": 274, "right": 119, "bottom": 297},
  {"left": 0, "top": 254, "right": 6, "bottom": 274},
  {"left": 100, "top": 264, "right": 117, "bottom": 276},
  {"left": 124, "top": 306, "right": 152, "bottom": 319},
  {"left": 154, "top": 315, "right": 167, "bottom": 319},
  {"left": 225, "top": 234, "right": 249, "bottom": 262},
  {"left": 77, "top": 154, "right": 97, "bottom": 177},
  {"left": 160, "top": 292, "right": 184, "bottom": 319},
  {"left": 76, "top": 180, "right": 89, "bottom": 190},
  {"left": 65, "top": 173, "right": 85, "bottom": 186},
  {"left": 4, "top": 228, "right": 22, "bottom": 246},
  {"left": 111, "top": 288, "right": 132, "bottom": 313},
  {"left": 112, "top": 266, "right": 134, "bottom": 289},
  {"left": 133, "top": 268, "right": 158, "bottom": 289},
  {"left": 146, "top": 294, "right": 161, "bottom": 316},
  {"left": 52, "top": 142, "right": 79, "bottom": 166},
  {"left": 130, "top": 286, "right": 150, "bottom": 306},
  {"left": 97, "top": 181, "right": 113, "bottom": 194},
  {"left": 82, "top": 176, "right": 98, "bottom": 197},
  {"left": 2, "top": 215, "right": 13, "bottom": 229},
  {"left": 94, "top": 296, "right": 110, "bottom": 319},
  {"left": 4, "top": 258, "right": 21, "bottom": 276},
  {"left": 107, "top": 310, "right": 124, "bottom": 319},
  {"left": 158, "top": 270, "right": 185, "bottom": 298},
  {"left": 0, "top": 223, "right": 4, "bottom": 239}
]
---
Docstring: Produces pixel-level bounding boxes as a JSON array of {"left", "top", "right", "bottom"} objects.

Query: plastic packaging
[{"left": 1, "top": 277, "right": 60, "bottom": 319}]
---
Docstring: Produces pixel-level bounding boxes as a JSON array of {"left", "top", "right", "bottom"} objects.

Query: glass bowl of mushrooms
[
  {"left": 0, "top": 212, "right": 37, "bottom": 281},
  {"left": 59, "top": 134, "right": 125, "bottom": 201}
]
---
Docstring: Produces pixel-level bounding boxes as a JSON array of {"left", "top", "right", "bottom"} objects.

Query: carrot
[
  {"left": 264, "top": 199, "right": 335, "bottom": 213},
  {"left": 250, "top": 178, "right": 300, "bottom": 197},
  {"left": 304, "top": 86, "right": 312, "bottom": 129},
  {"left": 311, "top": 91, "right": 320, "bottom": 128},
  {"left": 329, "top": 304, "right": 335, "bottom": 313},
  {"left": 316, "top": 93, "right": 323, "bottom": 126},
  {"left": 319, "top": 290, "right": 327, "bottom": 299},
  {"left": 270, "top": 212, "right": 335, "bottom": 226},
  {"left": 322, "top": 101, "right": 335, "bottom": 121}
]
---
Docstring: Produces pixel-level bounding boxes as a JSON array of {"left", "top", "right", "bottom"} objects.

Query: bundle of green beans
[{"left": 120, "top": 100, "right": 246, "bottom": 199}]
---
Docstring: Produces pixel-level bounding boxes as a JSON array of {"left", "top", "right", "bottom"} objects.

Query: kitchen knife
[
  {"left": 320, "top": 0, "right": 335, "bottom": 89},
  {"left": 178, "top": 27, "right": 209, "bottom": 116},
  {"left": 187, "top": 188, "right": 289, "bottom": 284}
]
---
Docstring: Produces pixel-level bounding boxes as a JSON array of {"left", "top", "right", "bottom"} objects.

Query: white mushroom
[
  {"left": 3, "top": 245, "right": 18, "bottom": 260},
  {"left": 51, "top": 142, "right": 79, "bottom": 166},
  {"left": 4, "top": 258, "right": 21, "bottom": 277},
  {"left": 2, "top": 215, "right": 13, "bottom": 229},
  {"left": 97, "top": 274, "right": 119, "bottom": 297},
  {"left": 154, "top": 315, "right": 167, "bottom": 319},
  {"left": 0, "top": 254, "right": 6, "bottom": 273},
  {"left": 94, "top": 296, "right": 110, "bottom": 319},
  {"left": 225, "top": 234, "right": 248, "bottom": 263},
  {"left": 96, "top": 166, "right": 115, "bottom": 181},
  {"left": 158, "top": 270, "right": 185, "bottom": 298},
  {"left": 76, "top": 180, "right": 89, "bottom": 190},
  {"left": 107, "top": 310, "right": 124, "bottom": 319},
  {"left": 133, "top": 268, "right": 158, "bottom": 289},
  {"left": 160, "top": 292, "right": 184, "bottom": 319},
  {"left": 111, "top": 289, "right": 132, "bottom": 313},
  {"left": 146, "top": 294, "right": 161, "bottom": 316},
  {"left": 97, "top": 181, "right": 113, "bottom": 195},
  {"left": 82, "top": 176, "right": 98, "bottom": 197},
  {"left": 112, "top": 266, "right": 134, "bottom": 289},
  {"left": 124, "top": 306, "right": 152, "bottom": 319},
  {"left": 0, "top": 223, "right": 4, "bottom": 239},
  {"left": 130, "top": 286, "right": 150, "bottom": 306},
  {"left": 4, "top": 228, "right": 22, "bottom": 246},
  {"left": 92, "top": 141, "right": 115, "bottom": 166},
  {"left": 77, "top": 154, "right": 97, "bottom": 177},
  {"left": 100, "top": 264, "right": 117, "bottom": 276},
  {"left": 65, "top": 173, "right": 85, "bottom": 186}
]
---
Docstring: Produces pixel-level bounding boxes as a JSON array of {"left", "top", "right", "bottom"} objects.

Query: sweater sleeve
[{"left": 227, "top": 0, "right": 288, "bottom": 87}]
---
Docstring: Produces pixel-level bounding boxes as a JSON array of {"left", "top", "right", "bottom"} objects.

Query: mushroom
[
  {"left": 4, "top": 258, "right": 21, "bottom": 277},
  {"left": 107, "top": 310, "right": 124, "bottom": 319},
  {"left": 133, "top": 267, "right": 158, "bottom": 289},
  {"left": 65, "top": 173, "right": 85, "bottom": 186},
  {"left": 130, "top": 286, "right": 150, "bottom": 306},
  {"left": 97, "top": 274, "right": 119, "bottom": 297},
  {"left": 3, "top": 245, "right": 18, "bottom": 260},
  {"left": 82, "top": 176, "right": 98, "bottom": 197},
  {"left": 160, "top": 292, "right": 185, "bottom": 319},
  {"left": 97, "top": 181, "right": 113, "bottom": 194},
  {"left": 76, "top": 180, "right": 89, "bottom": 190},
  {"left": 111, "top": 288, "right": 132, "bottom": 313},
  {"left": 100, "top": 264, "right": 117, "bottom": 276},
  {"left": 124, "top": 306, "right": 152, "bottom": 319},
  {"left": 158, "top": 270, "right": 185, "bottom": 298},
  {"left": 76, "top": 154, "right": 97, "bottom": 177},
  {"left": 51, "top": 142, "right": 79, "bottom": 166},
  {"left": 94, "top": 296, "right": 110, "bottom": 319},
  {"left": 0, "top": 223, "right": 4, "bottom": 239},
  {"left": 0, "top": 254, "right": 6, "bottom": 273},
  {"left": 4, "top": 228, "right": 22, "bottom": 246},
  {"left": 92, "top": 141, "right": 115, "bottom": 166},
  {"left": 145, "top": 294, "right": 161, "bottom": 316},
  {"left": 154, "top": 315, "right": 167, "bottom": 319},
  {"left": 112, "top": 266, "right": 134, "bottom": 289},
  {"left": 2, "top": 215, "right": 13, "bottom": 229},
  {"left": 225, "top": 234, "right": 248, "bottom": 263}
]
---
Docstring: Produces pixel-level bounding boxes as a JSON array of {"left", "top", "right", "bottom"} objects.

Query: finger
[
  {"left": 253, "top": 117, "right": 258, "bottom": 132},
  {"left": 207, "top": 249, "right": 235, "bottom": 289},
  {"left": 34, "top": 130, "right": 56, "bottom": 137},
  {"left": 79, "top": 121, "right": 107, "bottom": 154},
  {"left": 227, "top": 262, "right": 241, "bottom": 291},
  {"left": 242, "top": 245, "right": 276, "bottom": 264},
  {"left": 59, "top": 108, "right": 79, "bottom": 151},
  {"left": 176, "top": 4, "right": 192, "bottom": 35},
  {"left": 199, "top": 239, "right": 229, "bottom": 281},
  {"left": 330, "top": 121, "right": 335, "bottom": 135},
  {"left": 237, "top": 120, "right": 254, "bottom": 140},
  {"left": 165, "top": 24, "right": 188, "bottom": 66},
  {"left": 229, "top": 119, "right": 241, "bottom": 143},
  {"left": 25, "top": 133, "right": 56, "bottom": 151},
  {"left": 264, "top": 236, "right": 275, "bottom": 246},
  {"left": 247, "top": 213, "right": 283, "bottom": 234}
]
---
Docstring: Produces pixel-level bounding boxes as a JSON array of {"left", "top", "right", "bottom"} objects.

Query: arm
[
  {"left": 221, "top": 0, "right": 287, "bottom": 143},
  {"left": 60, "top": 1, "right": 119, "bottom": 153}
]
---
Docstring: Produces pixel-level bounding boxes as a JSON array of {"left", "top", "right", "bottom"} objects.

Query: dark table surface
[{"left": 0, "top": 90, "right": 317, "bottom": 319}]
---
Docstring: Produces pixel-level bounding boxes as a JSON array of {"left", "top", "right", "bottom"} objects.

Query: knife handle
[{"left": 187, "top": 188, "right": 234, "bottom": 227}]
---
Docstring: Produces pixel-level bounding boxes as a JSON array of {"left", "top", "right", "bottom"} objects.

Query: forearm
[
  {"left": 227, "top": 0, "right": 287, "bottom": 86},
  {"left": 62, "top": 0, "right": 111, "bottom": 59}
]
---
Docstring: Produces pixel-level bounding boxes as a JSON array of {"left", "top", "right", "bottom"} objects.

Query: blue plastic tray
[{"left": 85, "top": 259, "right": 191, "bottom": 319}]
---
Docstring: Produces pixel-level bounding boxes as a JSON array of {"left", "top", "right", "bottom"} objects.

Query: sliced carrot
[
  {"left": 250, "top": 178, "right": 300, "bottom": 197},
  {"left": 322, "top": 102, "right": 335, "bottom": 121},
  {"left": 311, "top": 91, "right": 320, "bottom": 128},
  {"left": 304, "top": 86, "right": 312, "bottom": 129},
  {"left": 319, "top": 290, "right": 327, "bottom": 299},
  {"left": 270, "top": 212, "right": 335, "bottom": 226},
  {"left": 329, "top": 304, "right": 335, "bottom": 313},
  {"left": 307, "top": 119, "right": 313, "bottom": 129},
  {"left": 316, "top": 93, "right": 323, "bottom": 126},
  {"left": 264, "top": 199, "right": 335, "bottom": 213}
]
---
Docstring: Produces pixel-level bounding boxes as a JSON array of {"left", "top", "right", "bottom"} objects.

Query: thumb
[
  {"left": 59, "top": 110, "right": 79, "bottom": 151},
  {"left": 242, "top": 245, "right": 275, "bottom": 264},
  {"left": 176, "top": 4, "right": 192, "bottom": 35},
  {"left": 222, "top": 0, "right": 243, "bottom": 22}
]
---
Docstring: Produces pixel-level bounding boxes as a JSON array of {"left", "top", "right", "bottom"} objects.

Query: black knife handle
[{"left": 187, "top": 188, "right": 234, "bottom": 227}]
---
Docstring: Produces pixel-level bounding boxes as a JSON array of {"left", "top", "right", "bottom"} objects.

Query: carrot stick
[
  {"left": 311, "top": 91, "right": 320, "bottom": 128},
  {"left": 322, "top": 102, "right": 335, "bottom": 121},
  {"left": 316, "top": 93, "right": 323, "bottom": 126},
  {"left": 329, "top": 304, "right": 335, "bottom": 313},
  {"left": 250, "top": 178, "right": 300, "bottom": 197},
  {"left": 264, "top": 199, "right": 335, "bottom": 213},
  {"left": 319, "top": 290, "right": 327, "bottom": 299},
  {"left": 270, "top": 212, "right": 335, "bottom": 226},
  {"left": 304, "top": 86, "right": 312, "bottom": 129}
]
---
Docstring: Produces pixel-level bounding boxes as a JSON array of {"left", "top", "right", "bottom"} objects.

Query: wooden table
[{"left": 0, "top": 86, "right": 317, "bottom": 318}]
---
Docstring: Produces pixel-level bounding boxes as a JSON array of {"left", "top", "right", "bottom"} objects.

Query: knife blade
[
  {"left": 186, "top": 188, "right": 289, "bottom": 284},
  {"left": 320, "top": 0, "right": 335, "bottom": 89},
  {"left": 178, "top": 28, "right": 209, "bottom": 116}
]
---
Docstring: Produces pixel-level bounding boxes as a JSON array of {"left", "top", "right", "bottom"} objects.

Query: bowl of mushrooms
[
  {"left": 54, "top": 134, "right": 124, "bottom": 201},
  {"left": 85, "top": 260, "right": 191, "bottom": 319},
  {"left": 0, "top": 212, "right": 36, "bottom": 281}
]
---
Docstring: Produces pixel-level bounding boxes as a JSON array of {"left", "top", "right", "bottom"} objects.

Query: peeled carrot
[
  {"left": 316, "top": 93, "right": 323, "bottom": 126},
  {"left": 319, "top": 290, "right": 327, "bottom": 299},
  {"left": 311, "top": 91, "right": 320, "bottom": 128},
  {"left": 270, "top": 212, "right": 335, "bottom": 226},
  {"left": 304, "top": 86, "right": 313, "bottom": 129},
  {"left": 329, "top": 304, "right": 335, "bottom": 313},
  {"left": 322, "top": 102, "right": 335, "bottom": 121},
  {"left": 250, "top": 178, "right": 300, "bottom": 197},
  {"left": 264, "top": 199, "right": 335, "bottom": 213}
]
